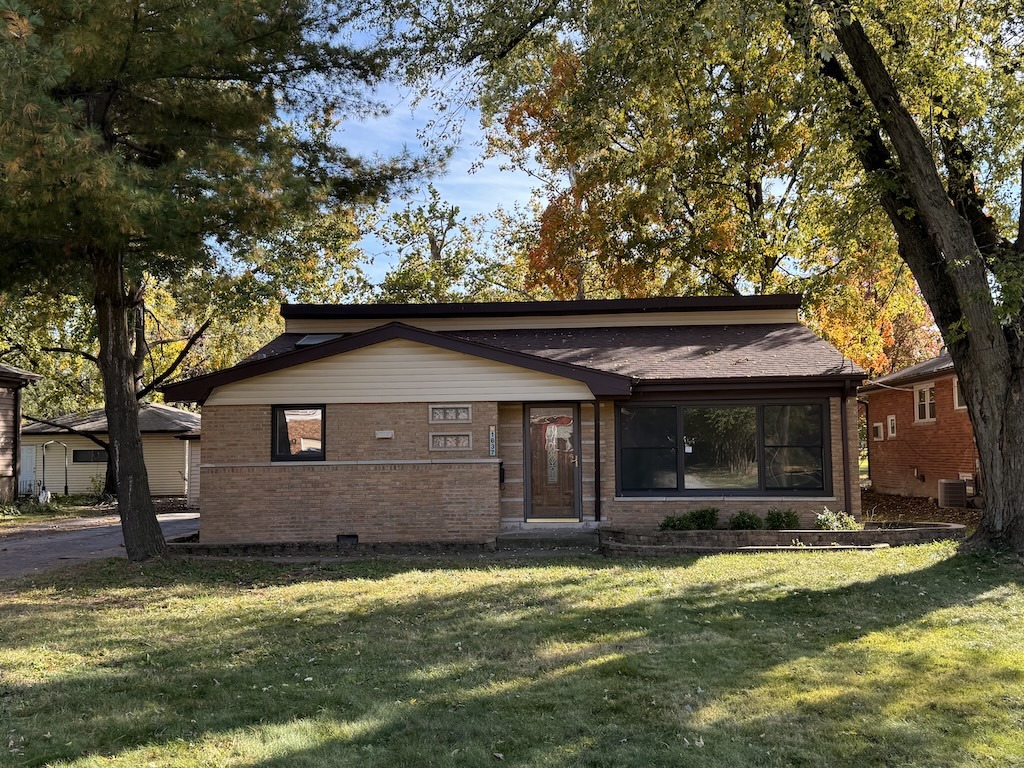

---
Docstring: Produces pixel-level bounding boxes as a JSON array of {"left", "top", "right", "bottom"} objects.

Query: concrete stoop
[{"left": 496, "top": 528, "right": 600, "bottom": 551}]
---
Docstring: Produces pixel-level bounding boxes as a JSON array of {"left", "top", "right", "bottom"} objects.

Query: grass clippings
[{"left": 1, "top": 544, "right": 1022, "bottom": 767}]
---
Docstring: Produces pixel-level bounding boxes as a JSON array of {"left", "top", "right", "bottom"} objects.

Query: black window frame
[
  {"left": 615, "top": 399, "right": 831, "bottom": 497},
  {"left": 271, "top": 404, "right": 326, "bottom": 462},
  {"left": 72, "top": 448, "right": 107, "bottom": 463}
]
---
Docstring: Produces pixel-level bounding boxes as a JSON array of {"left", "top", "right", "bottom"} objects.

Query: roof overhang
[
  {"left": 859, "top": 368, "right": 953, "bottom": 395},
  {"left": 281, "top": 294, "right": 803, "bottom": 321},
  {"left": 160, "top": 322, "right": 636, "bottom": 403},
  {"left": 633, "top": 373, "right": 866, "bottom": 397}
]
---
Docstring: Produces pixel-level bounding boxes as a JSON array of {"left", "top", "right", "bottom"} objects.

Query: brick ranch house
[
  {"left": 161, "top": 295, "right": 866, "bottom": 545},
  {"left": 859, "top": 352, "right": 979, "bottom": 500}
]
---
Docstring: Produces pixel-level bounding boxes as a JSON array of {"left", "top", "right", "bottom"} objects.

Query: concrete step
[{"left": 496, "top": 529, "right": 600, "bottom": 550}]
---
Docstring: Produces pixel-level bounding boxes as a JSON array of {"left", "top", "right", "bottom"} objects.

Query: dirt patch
[{"left": 862, "top": 489, "right": 981, "bottom": 528}]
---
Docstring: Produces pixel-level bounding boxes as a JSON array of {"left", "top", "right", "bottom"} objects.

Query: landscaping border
[{"left": 599, "top": 521, "right": 966, "bottom": 556}]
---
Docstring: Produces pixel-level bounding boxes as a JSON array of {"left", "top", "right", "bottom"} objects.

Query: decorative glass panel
[
  {"left": 430, "top": 433, "right": 472, "bottom": 450},
  {"left": 682, "top": 407, "right": 758, "bottom": 489},
  {"left": 429, "top": 405, "right": 472, "bottom": 423}
]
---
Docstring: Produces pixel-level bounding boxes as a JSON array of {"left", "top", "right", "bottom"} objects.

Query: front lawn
[
  {"left": 0, "top": 496, "right": 114, "bottom": 534},
  {"left": 2, "top": 545, "right": 1022, "bottom": 767}
]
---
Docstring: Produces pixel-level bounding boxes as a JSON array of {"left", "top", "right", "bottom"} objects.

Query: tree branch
[
  {"left": 22, "top": 415, "right": 110, "bottom": 451},
  {"left": 137, "top": 317, "right": 212, "bottom": 399},
  {"left": 41, "top": 346, "right": 99, "bottom": 364}
]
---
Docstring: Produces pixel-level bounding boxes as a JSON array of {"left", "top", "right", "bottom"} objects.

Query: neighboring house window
[
  {"left": 271, "top": 406, "right": 325, "bottom": 461},
  {"left": 429, "top": 404, "right": 472, "bottom": 423},
  {"left": 430, "top": 432, "right": 472, "bottom": 450},
  {"left": 72, "top": 449, "right": 107, "bottom": 463},
  {"left": 915, "top": 384, "right": 936, "bottom": 422},
  {"left": 872, "top": 423, "right": 884, "bottom": 441},
  {"left": 617, "top": 402, "right": 827, "bottom": 495},
  {"left": 953, "top": 377, "right": 967, "bottom": 410},
  {"left": 887, "top": 415, "right": 896, "bottom": 438}
]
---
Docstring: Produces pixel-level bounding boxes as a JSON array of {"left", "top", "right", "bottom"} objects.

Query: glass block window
[
  {"left": 430, "top": 433, "right": 472, "bottom": 450},
  {"left": 429, "top": 405, "right": 472, "bottom": 423}
]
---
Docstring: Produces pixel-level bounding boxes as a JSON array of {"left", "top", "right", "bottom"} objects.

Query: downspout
[
  {"left": 593, "top": 401, "right": 601, "bottom": 522},
  {"left": 840, "top": 381, "right": 852, "bottom": 516}
]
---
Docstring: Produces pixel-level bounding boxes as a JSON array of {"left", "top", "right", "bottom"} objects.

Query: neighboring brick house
[
  {"left": 0, "top": 363, "right": 40, "bottom": 502},
  {"left": 161, "top": 295, "right": 866, "bottom": 545},
  {"left": 859, "top": 353, "right": 979, "bottom": 499}
]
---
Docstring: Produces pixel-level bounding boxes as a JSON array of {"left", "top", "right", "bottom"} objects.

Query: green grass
[
  {"left": 0, "top": 495, "right": 112, "bottom": 533},
  {"left": 2, "top": 545, "right": 1023, "bottom": 767}
]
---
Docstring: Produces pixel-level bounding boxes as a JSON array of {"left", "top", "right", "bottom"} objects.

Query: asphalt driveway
[{"left": 0, "top": 513, "right": 199, "bottom": 580}]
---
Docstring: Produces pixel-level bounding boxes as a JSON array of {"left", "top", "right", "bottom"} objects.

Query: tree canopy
[
  {"left": 0, "top": 0, "right": 413, "bottom": 558},
  {"left": 372, "top": 0, "right": 1024, "bottom": 549}
]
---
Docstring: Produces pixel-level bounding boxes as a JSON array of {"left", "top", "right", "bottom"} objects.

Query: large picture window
[
  {"left": 617, "top": 402, "right": 828, "bottom": 495},
  {"left": 271, "top": 406, "right": 325, "bottom": 462}
]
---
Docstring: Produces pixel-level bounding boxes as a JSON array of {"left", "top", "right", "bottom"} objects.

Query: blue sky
[{"left": 337, "top": 87, "right": 537, "bottom": 282}]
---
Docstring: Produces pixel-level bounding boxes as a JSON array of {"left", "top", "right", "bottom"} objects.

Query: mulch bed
[{"left": 862, "top": 489, "right": 982, "bottom": 528}]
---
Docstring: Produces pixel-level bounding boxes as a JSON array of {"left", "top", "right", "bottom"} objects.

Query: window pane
[
  {"left": 620, "top": 406, "right": 676, "bottom": 448},
  {"left": 274, "top": 407, "right": 324, "bottom": 459},
  {"left": 682, "top": 407, "right": 758, "bottom": 489},
  {"left": 763, "top": 405, "right": 822, "bottom": 446},
  {"left": 621, "top": 448, "right": 678, "bottom": 490},
  {"left": 765, "top": 446, "right": 824, "bottom": 490}
]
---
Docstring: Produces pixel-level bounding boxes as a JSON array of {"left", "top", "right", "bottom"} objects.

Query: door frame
[{"left": 523, "top": 402, "right": 582, "bottom": 521}]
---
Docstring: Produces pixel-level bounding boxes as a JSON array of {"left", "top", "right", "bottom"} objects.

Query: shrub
[
  {"left": 815, "top": 506, "right": 862, "bottom": 531},
  {"left": 687, "top": 507, "right": 720, "bottom": 530},
  {"left": 728, "top": 510, "right": 763, "bottom": 530},
  {"left": 765, "top": 507, "right": 800, "bottom": 529},
  {"left": 659, "top": 515, "right": 694, "bottom": 531},
  {"left": 658, "top": 507, "right": 720, "bottom": 531}
]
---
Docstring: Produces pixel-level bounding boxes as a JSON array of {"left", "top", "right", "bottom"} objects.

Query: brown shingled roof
[
  {"left": 449, "top": 324, "right": 860, "bottom": 380},
  {"left": 23, "top": 403, "right": 200, "bottom": 434}
]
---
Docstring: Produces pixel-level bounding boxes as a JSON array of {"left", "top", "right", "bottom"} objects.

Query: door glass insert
[{"left": 528, "top": 406, "right": 578, "bottom": 519}]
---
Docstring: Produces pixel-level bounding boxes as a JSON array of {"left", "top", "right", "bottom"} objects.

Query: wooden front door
[{"left": 526, "top": 405, "right": 579, "bottom": 520}]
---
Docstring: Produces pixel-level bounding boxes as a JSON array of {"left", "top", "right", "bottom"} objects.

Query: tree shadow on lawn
[{"left": 1, "top": 548, "right": 1021, "bottom": 767}]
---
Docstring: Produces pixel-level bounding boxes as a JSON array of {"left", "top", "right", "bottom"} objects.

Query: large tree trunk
[
  {"left": 92, "top": 248, "right": 166, "bottom": 560},
  {"left": 831, "top": 13, "right": 1024, "bottom": 552}
]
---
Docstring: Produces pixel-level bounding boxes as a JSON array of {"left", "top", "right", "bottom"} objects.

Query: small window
[
  {"left": 72, "top": 449, "right": 107, "bottom": 463},
  {"left": 430, "top": 432, "right": 472, "bottom": 450},
  {"left": 915, "top": 384, "right": 936, "bottom": 422},
  {"left": 953, "top": 377, "right": 967, "bottom": 410},
  {"left": 429, "top": 404, "right": 472, "bottom": 423},
  {"left": 272, "top": 406, "right": 325, "bottom": 461},
  {"left": 872, "top": 422, "right": 884, "bottom": 441},
  {"left": 887, "top": 415, "right": 896, "bottom": 438}
]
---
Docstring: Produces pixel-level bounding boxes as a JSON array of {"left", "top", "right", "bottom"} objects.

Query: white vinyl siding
[
  {"left": 284, "top": 308, "right": 800, "bottom": 335},
  {"left": 205, "top": 338, "right": 595, "bottom": 405},
  {"left": 21, "top": 434, "right": 188, "bottom": 495},
  {"left": 186, "top": 441, "right": 200, "bottom": 508}
]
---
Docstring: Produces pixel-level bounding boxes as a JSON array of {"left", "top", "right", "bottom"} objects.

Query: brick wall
[
  {"left": 864, "top": 376, "right": 978, "bottom": 498},
  {"left": 597, "top": 397, "right": 861, "bottom": 529},
  {"left": 200, "top": 402, "right": 501, "bottom": 544}
]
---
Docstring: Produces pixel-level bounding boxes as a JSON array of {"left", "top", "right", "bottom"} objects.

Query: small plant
[
  {"left": 687, "top": 507, "right": 720, "bottom": 529},
  {"left": 765, "top": 507, "right": 800, "bottom": 529},
  {"left": 658, "top": 507, "right": 719, "bottom": 531},
  {"left": 815, "top": 506, "right": 862, "bottom": 531},
  {"left": 729, "top": 510, "right": 763, "bottom": 530},
  {"left": 659, "top": 515, "right": 694, "bottom": 531}
]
